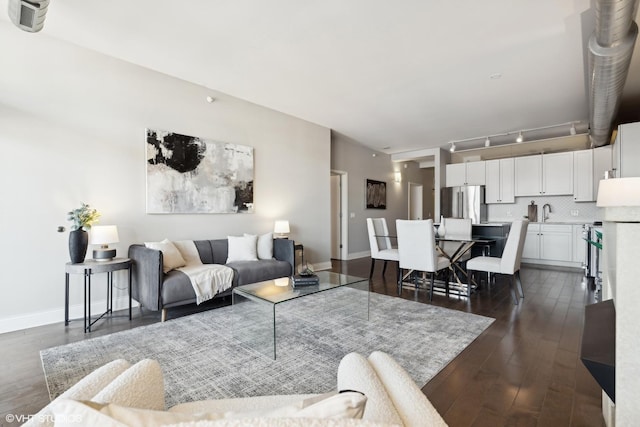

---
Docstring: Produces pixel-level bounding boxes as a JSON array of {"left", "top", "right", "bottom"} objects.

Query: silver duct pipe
[{"left": 588, "top": 0, "right": 640, "bottom": 146}]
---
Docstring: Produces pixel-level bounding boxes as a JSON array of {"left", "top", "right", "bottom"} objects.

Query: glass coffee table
[{"left": 232, "top": 271, "right": 369, "bottom": 359}]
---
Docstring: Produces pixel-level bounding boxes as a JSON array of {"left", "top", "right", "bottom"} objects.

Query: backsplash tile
[{"left": 488, "top": 195, "right": 601, "bottom": 223}]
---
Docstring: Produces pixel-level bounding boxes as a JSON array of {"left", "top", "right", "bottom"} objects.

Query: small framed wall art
[{"left": 366, "top": 179, "right": 386, "bottom": 209}]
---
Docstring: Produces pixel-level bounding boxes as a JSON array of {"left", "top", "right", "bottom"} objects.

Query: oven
[{"left": 583, "top": 222, "right": 603, "bottom": 296}]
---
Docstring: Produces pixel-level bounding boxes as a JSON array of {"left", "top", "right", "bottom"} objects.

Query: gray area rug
[{"left": 41, "top": 289, "right": 494, "bottom": 407}]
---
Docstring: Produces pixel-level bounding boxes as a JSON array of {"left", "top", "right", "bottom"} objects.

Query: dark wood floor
[{"left": 0, "top": 259, "right": 603, "bottom": 427}]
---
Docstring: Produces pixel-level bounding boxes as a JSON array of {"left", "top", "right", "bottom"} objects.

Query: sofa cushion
[
  {"left": 227, "top": 235, "right": 259, "bottom": 262},
  {"left": 161, "top": 270, "right": 197, "bottom": 305},
  {"left": 227, "top": 259, "right": 292, "bottom": 286},
  {"left": 195, "top": 240, "right": 215, "bottom": 264},
  {"left": 21, "top": 359, "right": 132, "bottom": 427},
  {"left": 144, "top": 239, "right": 186, "bottom": 273},
  {"left": 91, "top": 359, "right": 165, "bottom": 410},
  {"left": 52, "top": 392, "right": 367, "bottom": 427},
  {"left": 52, "top": 399, "right": 390, "bottom": 427},
  {"left": 337, "top": 353, "right": 403, "bottom": 426},
  {"left": 368, "top": 352, "right": 447, "bottom": 427}
]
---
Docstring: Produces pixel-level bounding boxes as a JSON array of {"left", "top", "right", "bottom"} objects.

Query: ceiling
[{"left": 3, "top": 0, "right": 640, "bottom": 154}]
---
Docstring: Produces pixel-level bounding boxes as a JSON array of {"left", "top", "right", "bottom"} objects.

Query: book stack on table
[{"left": 292, "top": 274, "right": 319, "bottom": 287}]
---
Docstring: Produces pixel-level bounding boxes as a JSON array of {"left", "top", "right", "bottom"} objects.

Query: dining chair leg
[
  {"left": 382, "top": 260, "right": 388, "bottom": 277},
  {"left": 429, "top": 273, "right": 434, "bottom": 302},
  {"left": 509, "top": 275, "right": 519, "bottom": 305},
  {"left": 515, "top": 270, "right": 524, "bottom": 299},
  {"left": 397, "top": 267, "right": 403, "bottom": 295},
  {"left": 369, "top": 259, "right": 376, "bottom": 279}
]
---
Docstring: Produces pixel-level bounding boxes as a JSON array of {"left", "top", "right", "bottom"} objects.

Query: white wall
[
  {"left": 0, "top": 21, "right": 331, "bottom": 333},
  {"left": 330, "top": 132, "right": 427, "bottom": 257}
]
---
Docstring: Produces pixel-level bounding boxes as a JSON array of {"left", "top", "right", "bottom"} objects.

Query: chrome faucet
[{"left": 542, "top": 204, "right": 552, "bottom": 222}]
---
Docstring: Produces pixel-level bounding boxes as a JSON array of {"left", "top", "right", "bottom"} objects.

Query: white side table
[{"left": 65, "top": 257, "right": 132, "bottom": 332}]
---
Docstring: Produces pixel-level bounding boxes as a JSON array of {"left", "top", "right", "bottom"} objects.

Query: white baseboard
[
  {"left": 312, "top": 261, "right": 333, "bottom": 271},
  {"left": 347, "top": 251, "right": 371, "bottom": 260},
  {"left": 0, "top": 296, "right": 139, "bottom": 334}
]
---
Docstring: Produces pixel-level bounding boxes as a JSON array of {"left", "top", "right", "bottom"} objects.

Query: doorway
[
  {"left": 408, "top": 182, "right": 423, "bottom": 220},
  {"left": 330, "top": 170, "right": 348, "bottom": 260}
]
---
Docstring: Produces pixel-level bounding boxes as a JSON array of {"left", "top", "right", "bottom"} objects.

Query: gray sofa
[{"left": 128, "top": 238, "right": 295, "bottom": 321}]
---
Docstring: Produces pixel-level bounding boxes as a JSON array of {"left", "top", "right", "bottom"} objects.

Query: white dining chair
[
  {"left": 366, "top": 218, "right": 399, "bottom": 280},
  {"left": 466, "top": 219, "right": 529, "bottom": 305},
  {"left": 396, "top": 219, "right": 451, "bottom": 301}
]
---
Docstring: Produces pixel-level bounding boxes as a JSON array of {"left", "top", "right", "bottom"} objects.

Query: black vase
[{"left": 69, "top": 228, "right": 89, "bottom": 264}]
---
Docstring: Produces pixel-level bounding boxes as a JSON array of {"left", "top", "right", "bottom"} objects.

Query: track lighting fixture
[
  {"left": 516, "top": 132, "right": 524, "bottom": 143},
  {"left": 446, "top": 121, "right": 585, "bottom": 152}
]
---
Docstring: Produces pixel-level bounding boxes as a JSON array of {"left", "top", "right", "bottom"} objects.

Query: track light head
[
  {"left": 449, "top": 142, "right": 456, "bottom": 153},
  {"left": 570, "top": 123, "right": 577, "bottom": 135},
  {"left": 484, "top": 137, "right": 491, "bottom": 147},
  {"left": 516, "top": 132, "right": 524, "bottom": 143}
]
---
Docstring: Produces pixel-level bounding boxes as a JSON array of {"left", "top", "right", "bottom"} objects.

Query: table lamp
[
  {"left": 273, "top": 220, "right": 290, "bottom": 239},
  {"left": 90, "top": 225, "right": 119, "bottom": 261}
]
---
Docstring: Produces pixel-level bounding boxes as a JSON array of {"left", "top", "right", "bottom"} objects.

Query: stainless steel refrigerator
[{"left": 441, "top": 185, "right": 487, "bottom": 224}]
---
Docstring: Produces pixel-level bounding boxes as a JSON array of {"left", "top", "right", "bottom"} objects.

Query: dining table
[
  {"left": 377, "top": 233, "right": 495, "bottom": 298},
  {"left": 435, "top": 236, "right": 496, "bottom": 297}
]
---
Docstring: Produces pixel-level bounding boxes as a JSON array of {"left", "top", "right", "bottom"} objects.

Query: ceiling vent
[
  {"left": 7, "top": 0, "right": 50, "bottom": 33},
  {"left": 588, "top": 0, "right": 639, "bottom": 146}
]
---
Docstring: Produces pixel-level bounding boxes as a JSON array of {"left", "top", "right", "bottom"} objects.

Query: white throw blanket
[{"left": 177, "top": 264, "right": 234, "bottom": 305}]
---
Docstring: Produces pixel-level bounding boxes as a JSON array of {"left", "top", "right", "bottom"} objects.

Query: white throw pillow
[
  {"left": 144, "top": 239, "right": 187, "bottom": 273},
  {"left": 245, "top": 233, "right": 274, "bottom": 260},
  {"left": 226, "top": 235, "right": 258, "bottom": 263},
  {"left": 173, "top": 240, "right": 203, "bottom": 265}
]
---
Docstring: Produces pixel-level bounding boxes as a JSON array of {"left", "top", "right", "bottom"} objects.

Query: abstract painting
[
  {"left": 146, "top": 129, "right": 254, "bottom": 213},
  {"left": 366, "top": 179, "right": 386, "bottom": 209}
]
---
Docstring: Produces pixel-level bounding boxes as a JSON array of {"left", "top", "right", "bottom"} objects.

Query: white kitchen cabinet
[
  {"left": 514, "top": 156, "right": 542, "bottom": 196},
  {"left": 573, "top": 149, "right": 594, "bottom": 202},
  {"left": 485, "top": 158, "right": 514, "bottom": 203},
  {"left": 612, "top": 121, "right": 640, "bottom": 178},
  {"left": 522, "top": 224, "right": 541, "bottom": 259},
  {"left": 593, "top": 145, "right": 612, "bottom": 200},
  {"left": 540, "top": 224, "right": 573, "bottom": 262},
  {"left": 543, "top": 152, "right": 574, "bottom": 195},
  {"left": 515, "top": 152, "right": 573, "bottom": 196},
  {"left": 523, "top": 224, "right": 573, "bottom": 262},
  {"left": 446, "top": 163, "right": 466, "bottom": 187},
  {"left": 445, "top": 161, "right": 486, "bottom": 187}
]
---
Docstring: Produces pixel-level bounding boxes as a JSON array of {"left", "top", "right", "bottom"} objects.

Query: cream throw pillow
[
  {"left": 174, "top": 240, "right": 203, "bottom": 265},
  {"left": 144, "top": 239, "right": 186, "bottom": 273},
  {"left": 244, "top": 233, "right": 274, "bottom": 260},
  {"left": 226, "top": 235, "right": 258, "bottom": 263}
]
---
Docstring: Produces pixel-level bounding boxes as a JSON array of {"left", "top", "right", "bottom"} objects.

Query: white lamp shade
[
  {"left": 89, "top": 225, "right": 119, "bottom": 245},
  {"left": 597, "top": 178, "right": 640, "bottom": 207},
  {"left": 273, "top": 220, "right": 290, "bottom": 234}
]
